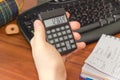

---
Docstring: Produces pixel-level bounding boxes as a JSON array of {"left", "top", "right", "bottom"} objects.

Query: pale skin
[{"left": 30, "top": 13, "right": 86, "bottom": 80}]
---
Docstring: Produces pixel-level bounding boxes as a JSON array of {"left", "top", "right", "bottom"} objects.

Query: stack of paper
[{"left": 80, "top": 34, "right": 120, "bottom": 80}]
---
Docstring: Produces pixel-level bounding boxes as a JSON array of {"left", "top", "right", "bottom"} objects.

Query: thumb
[{"left": 34, "top": 20, "right": 46, "bottom": 43}]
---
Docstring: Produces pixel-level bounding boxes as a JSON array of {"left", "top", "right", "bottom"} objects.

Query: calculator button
[
  {"left": 51, "top": 29, "right": 55, "bottom": 33},
  {"left": 61, "top": 42, "right": 65, "bottom": 46},
  {"left": 65, "top": 41, "right": 71, "bottom": 50},
  {"left": 61, "top": 26, "right": 65, "bottom": 30},
  {"left": 65, "top": 25, "right": 69, "bottom": 29},
  {"left": 59, "top": 37, "right": 64, "bottom": 41},
  {"left": 62, "top": 47, "right": 67, "bottom": 51},
  {"left": 48, "top": 35, "right": 52, "bottom": 39},
  {"left": 56, "top": 43, "right": 60, "bottom": 48},
  {"left": 53, "top": 34, "right": 57, "bottom": 38},
  {"left": 27, "top": 25, "right": 32, "bottom": 29},
  {"left": 72, "top": 44, "right": 76, "bottom": 48},
  {"left": 67, "top": 30, "right": 71, "bottom": 34},
  {"left": 58, "top": 32, "right": 62, "bottom": 36},
  {"left": 62, "top": 31, "right": 67, "bottom": 35},
  {"left": 58, "top": 48, "right": 62, "bottom": 53},
  {"left": 49, "top": 40, "right": 54, "bottom": 44},
  {"left": 54, "top": 38, "right": 59, "bottom": 43},
  {"left": 47, "top": 30, "right": 51, "bottom": 34},
  {"left": 68, "top": 34, "right": 73, "bottom": 39},
  {"left": 64, "top": 36, "right": 68, "bottom": 40},
  {"left": 56, "top": 28, "right": 60, "bottom": 31},
  {"left": 70, "top": 39, "right": 74, "bottom": 43}
]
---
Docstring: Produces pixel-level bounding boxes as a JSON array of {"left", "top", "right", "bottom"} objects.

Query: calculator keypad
[{"left": 46, "top": 25, "right": 77, "bottom": 54}]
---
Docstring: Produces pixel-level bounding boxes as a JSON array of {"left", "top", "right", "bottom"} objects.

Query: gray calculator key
[
  {"left": 65, "top": 41, "right": 71, "bottom": 50},
  {"left": 61, "top": 42, "right": 65, "bottom": 46},
  {"left": 59, "top": 37, "right": 64, "bottom": 41},
  {"left": 55, "top": 38, "right": 59, "bottom": 43},
  {"left": 47, "top": 30, "right": 51, "bottom": 34},
  {"left": 62, "top": 47, "right": 67, "bottom": 51},
  {"left": 56, "top": 28, "right": 60, "bottom": 31},
  {"left": 68, "top": 34, "right": 73, "bottom": 39},
  {"left": 51, "top": 29, "right": 55, "bottom": 33},
  {"left": 65, "top": 25, "right": 69, "bottom": 29},
  {"left": 64, "top": 36, "right": 68, "bottom": 40},
  {"left": 58, "top": 32, "right": 62, "bottom": 36},
  {"left": 56, "top": 43, "right": 60, "bottom": 48},
  {"left": 49, "top": 40, "right": 54, "bottom": 44},
  {"left": 70, "top": 39, "right": 74, "bottom": 43},
  {"left": 53, "top": 34, "right": 57, "bottom": 38},
  {"left": 48, "top": 35, "right": 52, "bottom": 39},
  {"left": 67, "top": 30, "right": 71, "bottom": 34},
  {"left": 58, "top": 48, "right": 62, "bottom": 52},
  {"left": 61, "top": 26, "right": 65, "bottom": 30},
  {"left": 72, "top": 44, "right": 76, "bottom": 48},
  {"left": 62, "top": 31, "right": 67, "bottom": 35}
]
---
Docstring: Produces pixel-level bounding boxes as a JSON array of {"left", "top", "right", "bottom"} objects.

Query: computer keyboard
[{"left": 17, "top": 0, "right": 120, "bottom": 44}]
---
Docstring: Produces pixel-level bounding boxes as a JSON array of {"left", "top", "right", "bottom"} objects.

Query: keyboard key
[
  {"left": 99, "top": 19, "right": 107, "bottom": 27},
  {"left": 107, "top": 17, "right": 114, "bottom": 24},
  {"left": 113, "top": 15, "right": 120, "bottom": 21}
]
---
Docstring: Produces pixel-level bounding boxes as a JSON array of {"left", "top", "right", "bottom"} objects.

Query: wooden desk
[{"left": 0, "top": 0, "right": 120, "bottom": 80}]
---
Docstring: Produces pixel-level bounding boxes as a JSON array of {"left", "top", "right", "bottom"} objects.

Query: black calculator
[{"left": 18, "top": 8, "right": 77, "bottom": 54}]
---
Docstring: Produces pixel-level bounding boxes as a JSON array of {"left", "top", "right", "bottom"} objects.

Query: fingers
[
  {"left": 66, "top": 12, "right": 80, "bottom": 30},
  {"left": 73, "top": 32, "right": 81, "bottom": 40},
  {"left": 70, "top": 21, "right": 80, "bottom": 30},
  {"left": 66, "top": 12, "right": 70, "bottom": 18},
  {"left": 76, "top": 42, "right": 86, "bottom": 49},
  {"left": 33, "top": 20, "right": 46, "bottom": 43}
]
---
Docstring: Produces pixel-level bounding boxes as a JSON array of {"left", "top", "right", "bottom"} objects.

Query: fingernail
[{"left": 34, "top": 20, "right": 41, "bottom": 28}]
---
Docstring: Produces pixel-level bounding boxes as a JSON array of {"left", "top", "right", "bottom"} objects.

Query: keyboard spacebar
[{"left": 76, "top": 20, "right": 120, "bottom": 44}]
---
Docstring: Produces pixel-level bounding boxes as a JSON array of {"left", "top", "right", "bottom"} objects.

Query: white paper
[{"left": 85, "top": 34, "right": 120, "bottom": 79}]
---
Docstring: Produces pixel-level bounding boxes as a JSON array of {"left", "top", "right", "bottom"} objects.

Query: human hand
[
  {"left": 30, "top": 20, "right": 67, "bottom": 80},
  {"left": 30, "top": 13, "right": 86, "bottom": 80}
]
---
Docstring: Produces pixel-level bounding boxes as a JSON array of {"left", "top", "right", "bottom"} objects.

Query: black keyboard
[{"left": 17, "top": 0, "right": 120, "bottom": 44}]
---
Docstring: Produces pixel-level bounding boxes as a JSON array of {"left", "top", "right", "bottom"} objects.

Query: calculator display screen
[{"left": 44, "top": 15, "right": 67, "bottom": 27}]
